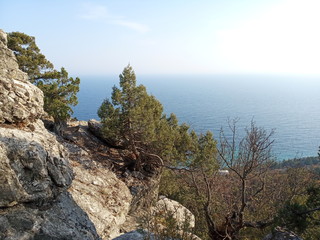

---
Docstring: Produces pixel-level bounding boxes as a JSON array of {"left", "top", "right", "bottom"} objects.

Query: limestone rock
[
  {"left": 0, "top": 120, "right": 73, "bottom": 207},
  {"left": 154, "top": 196, "right": 195, "bottom": 229},
  {"left": 114, "top": 197, "right": 200, "bottom": 240},
  {"left": 0, "top": 30, "right": 7, "bottom": 45},
  {"left": 263, "top": 227, "right": 302, "bottom": 240},
  {"left": 113, "top": 230, "right": 156, "bottom": 240},
  {"left": 0, "top": 29, "right": 101, "bottom": 239},
  {"left": 0, "top": 29, "right": 44, "bottom": 124},
  {"left": 69, "top": 163, "right": 132, "bottom": 239},
  {"left": 0, "top": 192, "right": 101, "bottom": 240},
  {"left": 113, "top": 230, "right": 201, "bottom": 240}
]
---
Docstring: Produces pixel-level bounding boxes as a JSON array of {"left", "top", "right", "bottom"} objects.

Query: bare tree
[{"left": 190, "top": 120, "right": 275, "bottom": 240}]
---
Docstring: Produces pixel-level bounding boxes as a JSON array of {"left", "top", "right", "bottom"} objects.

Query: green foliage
[
  {"left": 7, "top": 32, "right": 54, "bottom": 84},
  {"left": 156, "top": 115, "right": 194, "bottom": 166},
  {"left": 7, "top": 32, "right": 80, "bottom": 125},
  {"left": 98, "top": 65, "right": 193, "bottom": 169},
  {"left": 159, "top": 131, "right": 218, "bottom": 240},
  {"left": 277, "top": 201, "right": 309, "bottom": 233},
  {"left": 159, "top": 172, "right": 210, "bottom": 239},
  {"left": 276, "top": 185, "right": 320, "bottom": 238},
  {"left": 98, "top": 65, "right": 162, "bottom": 152},
  {"left": 189, "top": 131, "right": 218, "bottom": 174},
  {"left": 303, "top": 185, "right": 320, "bottom": 240},
  {"left": 37, "top": 67, "right": 80, "bottom": 122}
]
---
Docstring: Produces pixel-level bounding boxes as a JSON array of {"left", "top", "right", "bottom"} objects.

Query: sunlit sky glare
[{"left": 1, "top": 0, "right": 320, "bottom": 76}]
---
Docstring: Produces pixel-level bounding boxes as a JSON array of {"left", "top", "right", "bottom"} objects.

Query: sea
[{"left": 73, "top": 74, "right": 320, "bottom": 161}]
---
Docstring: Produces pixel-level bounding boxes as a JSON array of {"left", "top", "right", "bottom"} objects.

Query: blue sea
[{"left": 73, "top": 74, "right": 320, "bottom": 161}]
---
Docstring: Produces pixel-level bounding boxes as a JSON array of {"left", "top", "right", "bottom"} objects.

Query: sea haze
[{"left": 73, "top": 74, "right": 320, "bottom": 161}]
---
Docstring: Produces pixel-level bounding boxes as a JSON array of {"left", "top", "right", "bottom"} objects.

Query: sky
[{"left": 1, "top": 0, "right": 320, "bottom": 76}]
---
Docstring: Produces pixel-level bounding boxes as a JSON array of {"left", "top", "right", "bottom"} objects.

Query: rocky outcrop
[
  {"left": 62, "top": 120, "right": 168, "bottom": 239},
  {"left": 263, "top": 227, "right": 302, "bottom": 240},
  {"left": 69, "top": 163, "right": 132, "bottom": 239},
  {"left": 0, "top": 119, "right": 72, "bottom": 207},
  {"left": 0, "top": 30, "right": 44, "bottom": 124},
  {"left": 0, "top": 29, "right": 100, "bottom": 239}
]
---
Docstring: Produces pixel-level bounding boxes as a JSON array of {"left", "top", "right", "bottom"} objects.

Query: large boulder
[
  {"left": 115, "top": 197, "right": 200, "bottom": 240},
  {"left": 69, "top": 163, "right": 132, "bottom": 239},
  {"left": 0, "top": 30, "right": 44, "bottom": 124},
  {"left": 154, "top": 196, "right": 195, "bottom": 229}
]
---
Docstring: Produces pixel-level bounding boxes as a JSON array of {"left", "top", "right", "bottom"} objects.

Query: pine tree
[
  {"left": 98, "top": 65, "right": 190, "bottom": 170},
  {"left": 7, "top": 32, "right": 80, "bottom": 131},
  {"left": 37, "top": 67, "right": 80, "bottom": 126},
  {"left": 98, "top": 65, "right": 162, "bottom": 169},
  {"left": 7, "top": 31, "right": 54, "bottom": 84}
]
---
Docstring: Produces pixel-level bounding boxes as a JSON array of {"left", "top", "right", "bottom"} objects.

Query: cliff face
[
  {"left": 0, "top": 29, "right": 100, "bottom": 240},
  {"left": 0, "top": 31, "right": 44, "bottom": 124}
]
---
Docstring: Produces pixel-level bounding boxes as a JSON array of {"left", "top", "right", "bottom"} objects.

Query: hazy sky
[{"left": 1, "top": 0, "right": 320, "bottom": 76}]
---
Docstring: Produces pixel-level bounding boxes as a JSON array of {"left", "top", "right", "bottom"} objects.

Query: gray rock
[
  {"left": 69, "top": 164, "right": 132, "bottom": 239},
  {"left": 154, "top": 197, "right": 195, "bottom": 229},
  {"left": 263, "top": 227, "right": 302, "bottom": 240},
  {"left": 0, "top": 29, "right": 101, "bottom": 239},
  {"left": 0, "top": 192, "right": 101, "bottom": 240},
  {"left": 0, "top": 30, "right": 7, "bottom": 45},
  {"left": 113, "top": 230, "right": 201, "bottom": 240},
  {"left": 113, "top": 230, "right": 156, "bottom": 240},
  {"left": 0, "top": 29, "right": 44, "bottom": 124},
  {"left": 0, "top": 120, "right": 73, "bottom": 207}
]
